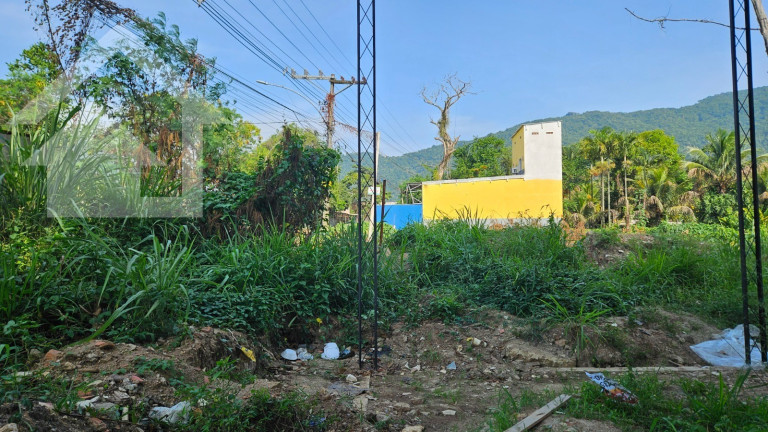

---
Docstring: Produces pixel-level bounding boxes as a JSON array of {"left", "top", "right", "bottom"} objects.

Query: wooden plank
[{"left": 504, "top": 394, "right": 571, "bottom": 432}]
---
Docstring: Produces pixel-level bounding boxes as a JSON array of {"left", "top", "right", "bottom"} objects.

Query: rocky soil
[{"left": 3, "top": 308, "right": 765, "bottom": 432}]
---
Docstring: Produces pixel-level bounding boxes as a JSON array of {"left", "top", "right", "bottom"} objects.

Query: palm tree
[
  {"left": 633, "top": 147, "right": 663, "bottom": 211},
  {"left": 581, "top": 127, "right": 618, "bottom": 224},
  {"left": 593, "top": 159, "right": 615, "bottom": 226},
  {"left": 616, "top": 131, "right": 638, "bottom": 228},
  {"left": 685, "top": 129, "right": 735, "bottom": 194},
  {"left": 644, "top": 167, "right": 678, "bottom": 205}
]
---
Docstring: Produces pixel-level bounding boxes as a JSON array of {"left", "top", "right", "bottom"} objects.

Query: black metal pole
[
  {"left": 371, "top": 0, "right": 379, "bottom": 370},
  {"left": 744, "top": 0, "right": 768, "bottom": 364},
  {"left": 729, "top": 0, "right": 752, "bottom": 365},
  {"left": 356, "top": 0, "right": 364, "bottom": 369}
]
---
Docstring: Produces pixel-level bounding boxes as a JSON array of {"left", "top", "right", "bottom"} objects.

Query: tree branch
[
  {"left": 625, "top": 8, "right": 749, "bottom": 30},
  {"left": 626, "top": 5, "right": 768, "bottom": 58}
]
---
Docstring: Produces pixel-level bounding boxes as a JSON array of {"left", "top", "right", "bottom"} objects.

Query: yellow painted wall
[{"left": 422, "top": 178, "right": 563, "bottom": 221}]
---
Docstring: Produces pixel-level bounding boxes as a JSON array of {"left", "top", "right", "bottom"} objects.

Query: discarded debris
[
  {"left": 446, "top": 361, "right": 457, "bottom": 370},
  {"left": 240, "top": 346, "right": 257, "bottom": 362},
  {"left": 297, "top": 347, "right": 314, "bottom": 361},
  {"left": 321, "top": 342, "right": 340, "bottom": 360},
  {"left": 504, "top": 394, "right": 571, "bottom": 432},
  {"left": 149, "top": 401, "right": 192, "bottom": 425},
  {"left": 280, "top": 349, "right": 298, "bottom": 361},
  {"left": 308, "top": 416, "right": 326, "bottom": 427},
  {"left": 327, "top": 382, "right": 366, "bottom": 396},
  {"left": 346, "top": 374, "right": 358, "bottom": 383},
  {"left": 441, "top": 409, "right": 456, "bottom": 416},
  {"left": 586, "top": 372, "right": 638, "bottom": 404},
  {"left": 339, "top": 347, "right": 355, "bottom": 359},
  {"left": 690, "top": 325, "right": 762, "bottom": 367},
  {"left": 76, "top": 396, "right": 100, "bottom": 412}
]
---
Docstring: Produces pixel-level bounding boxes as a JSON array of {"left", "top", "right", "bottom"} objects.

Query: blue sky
[{"left": 1, "top": 1, "right": 766, "bottom": 156}]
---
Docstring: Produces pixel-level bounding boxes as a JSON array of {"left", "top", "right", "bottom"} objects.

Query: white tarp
[{"left": 689, "top": 325, "right": 762, "bottom": 367}]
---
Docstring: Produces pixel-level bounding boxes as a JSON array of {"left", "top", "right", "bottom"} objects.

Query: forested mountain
[{"left": 341, "top": 86, "right": 768, "bottom": 197}]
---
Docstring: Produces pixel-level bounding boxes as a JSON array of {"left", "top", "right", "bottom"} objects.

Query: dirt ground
[{"left": 3, "top": 307, "right": 765, "bottom": 432}]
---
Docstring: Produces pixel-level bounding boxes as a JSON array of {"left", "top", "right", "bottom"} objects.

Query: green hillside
[{"left": 342, "top": 86, "right": 768, "bottom": 197}]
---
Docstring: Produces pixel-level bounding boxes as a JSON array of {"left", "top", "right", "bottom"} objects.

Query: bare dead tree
[
  {"left": 752, "top": 0, "right": 768, "bottom": 57},
  {"left": 421, "top": 74, "right": 473, "bottom": 180},
  {"left": 626, "top": 2, "right": 768, "bottom": 58}
]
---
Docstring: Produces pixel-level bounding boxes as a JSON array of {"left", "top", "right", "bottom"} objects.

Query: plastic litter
[
  {"left": 446, "top": 361, "right": 457, "bottom": 370},
  {"left": 339, "top": 347, "right": 355, "bottom": 359},
  {"left": 308, "top": 416, "right": 326, "bottom": 427},
  {"left": 149, "top": 401, "right": 192, "bottom": 424},
  {"left": 327, "top": 382, "right": 366, "bottom": 396},
  {"left": 280, "top": 349, "right": 298, "bottom": 361},
  {"left": 690, "top": 324, "right": 762, "bottom": 367},
  {"left": 240, "top": 346, "right": 256, "bottom": 362},
  {"left": 297, "top": 347, "right": 314, "bottom": 361},
  {"left": 585, "top": 372, "right": 638, "bottom": 404},
  {"left": 321, "top": 342, "right": 340, "bottom": 360},
  {"left": 76, "top": 396, "right": 99, "bottom": 411}
]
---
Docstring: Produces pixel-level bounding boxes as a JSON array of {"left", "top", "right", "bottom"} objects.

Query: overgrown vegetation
[
  {"left": 486, "top": 371, "right": 768, "bottom": 432},
  {"left": 2, "top": 2, "right": 766, "bottom": 431}
]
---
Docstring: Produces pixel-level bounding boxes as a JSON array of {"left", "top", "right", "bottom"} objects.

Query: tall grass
[
  {"left": 0, "top": 106, "right": 117, "bottom": 225},
  {"left": 388, "top": 220, "right": 626, "bottom": 319},
  {"left": 189, "top": 224, "right": 408, "bottom": 342}
]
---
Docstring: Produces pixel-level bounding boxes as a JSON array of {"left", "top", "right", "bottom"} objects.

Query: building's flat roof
[
  {"left": 422, "top": 174, "right": 525, "bottom": 186},
  {"left": 513, "top": 120, "right": 562, "bottom": 136}
]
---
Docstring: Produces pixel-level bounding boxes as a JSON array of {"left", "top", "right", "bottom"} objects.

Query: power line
[
  {"left": 243, "top": 0, "right": 320, "bottom": 71},
  {"left": 194, "top": 0, "right": 329, "bottom": 112},
  {"left": 281, "top": 0, "right": 348, "bottom": 72}
]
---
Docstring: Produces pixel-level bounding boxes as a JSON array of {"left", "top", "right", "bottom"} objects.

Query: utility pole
[{"left": 288, "top": 69, "right": 362, "bottom": 148}]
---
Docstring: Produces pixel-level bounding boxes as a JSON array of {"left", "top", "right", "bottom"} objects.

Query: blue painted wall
[{"left": 375, "top": 204, "right": 422, "bottom": 229}]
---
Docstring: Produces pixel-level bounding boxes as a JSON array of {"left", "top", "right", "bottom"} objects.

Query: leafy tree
[
  {"left": 500, "top": 146, "right": 516, "bottom": 175},
  {"left": 249, "top": 125, "right": 340, "bottom": 232},
  {"left": 203, "top": 107, "right": 260, "bottom": 176},
  {"left": 636, "top": 129, "right": 681, "bottom": 170},
  {"left": 451, "top": 136, "right": 505, "bottom": 179},
  {"left": 333, "top": 166, "right": 373, "bottom": 211},
  {"left": 0, "top": 43, "right": 60, "bottom": 125},
  {"left": 562, "top": 144, "right": 591, "bottom": 200}
]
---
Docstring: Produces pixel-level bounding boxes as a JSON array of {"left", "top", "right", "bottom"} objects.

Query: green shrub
[{"left": 697, "top": 192, "right": 737, "bottom": 225}]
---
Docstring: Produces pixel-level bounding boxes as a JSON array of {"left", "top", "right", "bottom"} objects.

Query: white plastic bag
[
  {"left": 690, "top": 325, "right": 761, "bottom": 367},
  {"left": 280, "top": 349, "right": 298, "bottom": 361},
  {"left": 321, "top": 342, "right": 340, "bottom": 360}
]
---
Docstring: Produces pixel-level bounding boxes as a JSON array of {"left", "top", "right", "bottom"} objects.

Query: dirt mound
[
  {"left": 1, "top": 309, "right": 741, "bottom": 431},
  {"left": 582, "top": 310, "right": 720, "bottom": 368},
  {"left": 2, "top": 328, "right": 272, "bottom": 431}
]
